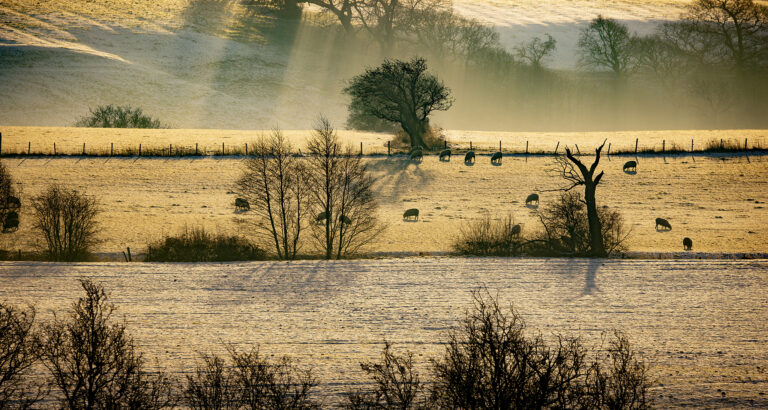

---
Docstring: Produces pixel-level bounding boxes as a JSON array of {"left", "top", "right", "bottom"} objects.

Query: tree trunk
[
  {"left": 401, "top": 118, "right": 427, "bottom": 149},
  {"left": 584, "top": 184, "right": 606, "bottom": 257}
]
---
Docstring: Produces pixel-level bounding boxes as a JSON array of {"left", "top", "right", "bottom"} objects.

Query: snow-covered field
[
  {"left": 3, "top": 148, "right": 767, "bottom": 256},
  {"left": 1, "top": 258, "right": 766, "bottom": 407}
]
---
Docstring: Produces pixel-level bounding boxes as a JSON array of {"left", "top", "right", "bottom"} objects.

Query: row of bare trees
[
  {"left": 237, "top": 117, "right": 382, "bottom": 260},
  {"left": 1, "top": 283, "right": 650, "bottom": 409}
]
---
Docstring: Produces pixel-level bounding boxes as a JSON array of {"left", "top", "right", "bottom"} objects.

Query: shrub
[
  {"left": 345, "top": 342, "right": 424, "bottom": 409},
  {"left": 75, "top": 104, "right": 168, "bottom": 128},
  {"left": 452, "top": 214, "right": 524, "bottom": 256},
  {"left": 391, "top": 126, "right": 446, "bottom": 150},
  {"left": 184, "top": 346, "right": 319, "bottom": 409},
  {"left": 535, "top": 191, "right": 628, "bottom": 256},
  {"left": 0, "top": 303, "right": 44, "bottom": 409},
  {"left": 146, "top": 227, "right": 266, "bottom": 262},
  {"left": 31, "top": 185, "right": 99, "bottom": 261},
  {"left": 38, "top": 279, "right": 175, "bottom": 409},
  {"left": 430, "top": 290, "right": 650, "bottom": 409}
]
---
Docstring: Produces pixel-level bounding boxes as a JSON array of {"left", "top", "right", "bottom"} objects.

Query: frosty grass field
[{"left": 1, "top": 258, "right": 766, "bottom": 407}]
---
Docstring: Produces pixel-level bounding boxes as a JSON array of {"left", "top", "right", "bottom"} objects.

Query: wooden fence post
[
  {"left": 388, "top": 141, "right": 391, "bottom": 156},
  {"left": 222, "top": 142, "right": 225, "bottom": 155},
  {"left": 691, "top": 139, "right": 694, "bottom": 152},
  {"left": 470, "top": 141, "right": 472, "bottom": 150},
  {"left": 662, "top": 140, "right": 665, "bottom": 153},
  {"left": 554, "top": 141, "right": 559, "bottom": 154},
  {"left": 525, "top": 141, "right": 528, "bottom": 155},
  {"left": 245, "top": 143, "right": 248, "bottom": 156},
  {"left": 360, "top": 142, "right": 363, "bottom": 156},
  {"left": 575, "top": 144, "right": 581, "bottom": 155},
  {"left": 82, "top": 143, "right": 85, "bottom": 156},
  {"left": 139, "top": 144, "right": 142, "bottom": 157},
  {"left": 500, "top": 140, "right": 502, "bottom": 152},
  {"left": 111, "top": 143, "right": 114, "bottom": 156},
  {"left": 745, "top": 138, "right": 748, "bottom": 151},
  {"left": 635, "top": 138, "right": 638, "bottom": 154},
  {"left": 28, "top": 142, "right": 31, "bottom": 155},
  {"left": 195, "top": 143, "right": 198, "bottom": 156},
  {"left": 0, "top": 132, "right": 3, "bottom": 156},
  {"left": 607, "top": 142, "right": 611, "bottom": 155},
  {"left": 54, "top": 142, "right": 56, "bottom": 155}
]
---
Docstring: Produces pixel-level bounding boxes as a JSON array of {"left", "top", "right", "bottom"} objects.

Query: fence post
[
  {"left": 388, "top": 141, "right": 391, "bottom": 156},
  {"left": 360, "top": 142, "right": 363, "bottom": 156},
  {"left": 720, "top": 138, "right": 724, "bottom": 150},
  {"left": 635, "top": 138, "right": 638, "bottom": 154},
  {"left": 27, "top": 142, "right": 30, "bottom": 155},
  {"left": 245, "top": 143, "right": 248, "bottom": 156},
  {"left": 500, "top": 140, "right": 502, "bottom": 152},
  {"left": 139, "top": 144, "right": 142, "bottom": 157},
  {"left": 111, "top": 142, "right": 114, "bottom": 156},
  {"left": 607, "top": 142, "right": 611, "bottom": 155},
  {"left": 691, "top": 139, "right": 694, "bottom": 152},
  {"left": 525, "top": 141, "right": 528, "bottom": 155},
  {"left": 745, "top": 138, "right": 748, "bottom": 151},
  {"left": 575, "top": 144, "right": 581, "bottom": 155},
  {"left": 662, "top": 140, "right": 665, "bottom": 153},
  {"left": 444, "top": 140, "right": 447, "bottom": 149},
  {"left": 82, "top": 143, "right": 85, "bottom": 156},
  {"left": 195, "top": 143, "right": 198, "bottom": 156},
  {"left": 0, "top": 132, "right": 3, "bottom": 156},
  {"left": 470, "top": 141, "right": 472, "bottom": 150},
  {"left": 222, "top": 142, "right": 225, "bottom": 155},
  {"left": 554, "top": 141, "right": 559, "bottom": 154},
  {"left": 54, "top": 142, "right": 56, "bottom": 156}
]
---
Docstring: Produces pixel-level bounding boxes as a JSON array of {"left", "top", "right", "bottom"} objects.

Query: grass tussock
[
  {"left": 146, "top": 227, "right": 266, "bottom": 262},
  {"left": 453, "top": 214, "right": 524, "bottom": 256}
]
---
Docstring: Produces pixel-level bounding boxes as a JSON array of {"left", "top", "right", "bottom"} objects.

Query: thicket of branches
[{"left": 1, "top": 283, "right": 652, "bottom": 409}]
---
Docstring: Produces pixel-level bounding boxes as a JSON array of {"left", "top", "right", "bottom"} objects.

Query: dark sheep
[
  {"left": 623, "top": 160, "right": 637, "bottom": 172},
  {"left": 235, "top": 197, "right": 250, "bottom": 211},
  {"left": 439, "top": 149, "right": 451, "bottom": 161},
  {"left": 403, "top": 208, "right": 419, "bottom": 221},
  {"left": 525, "top": 193, "right": 539, "bottom": 206},
  {"left": 683, "top": 237, "right": 693, "bottom": 250},
  {"left": 491, "top": 151, "right": 502, "bottom": 164},
  {"left": 655, "top": 218, "right": 672, "bottom": 230},
  {"left": 409, "top": 149, "right": 423, "bottom": 161},
  {"left": 464, "top": 151, "right": 475, "bottom": 163},
  {"left": 511, "top": 224, "right": 521, "bottom": 238}
]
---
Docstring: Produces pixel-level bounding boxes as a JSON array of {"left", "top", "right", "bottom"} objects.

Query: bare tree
[
  {"left": 515, "top": 34, "right": 557, "bottom": 69},
  {"left": 578, "top": 15, "right": 636, "bottom": 76},
  {"left": 38, "top": 279, "right": 174, "bottom": 409},
  {"left": 553, "top": 142, "right": 609, "bottom": 257},
  {"left": 306, "top": 117, "right": 382, "bottom": 259},
  {"left": 0, "top": 303, "right": 44, "bottom": 409},
  {"left": 238, "top": 130, "right": 308, "bottom": 260},
  {"left": 682, "top": 0, "right": 768, "bottom": 70},
  {"left": 31, "top": 185, "right": 99, "bottom": 261}
]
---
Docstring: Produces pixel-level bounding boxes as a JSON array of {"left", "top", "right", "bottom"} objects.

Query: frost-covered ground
[
  {"left": 1, "top": 258, "right": 766, "bottom": 407},
  {"left": 3, "top": 150, "right": 767, "bottom": 256}
]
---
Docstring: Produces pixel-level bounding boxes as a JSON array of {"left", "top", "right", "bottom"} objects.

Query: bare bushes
[
  {"left": 346, "top": 342, "right": 425, "bottom": 409},
  {"left": 349, "top": 291, "right": 651, "bottom": 409},
  {"left": 0, "top": 303, "right": 43, "bottom": 409},
  {"left": 184, "top": 347, "right": 319, "bottom": 409},
  {"left": 146, "top": 227, "right": 266, "bottom": 262},
  {"left": 536, "top": 191, "right": 628, "bottom": 256},
  {"left": 38, "top": 279, "right": 175, "bottom": 409},
  {"left": 452, "top": 214, "right": 524, "bottom": 256},
  {"left": 75, "top": 104, "right": 168, "bottom": 128},
  {"left": 31, "top": 185, "right": 99, "bottom": 261}
]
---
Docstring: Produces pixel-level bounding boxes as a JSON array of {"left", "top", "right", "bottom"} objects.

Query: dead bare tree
[
  {"left": 553, "top": 141, "right": 609, "bottom": 257},
  {"left": 306, "top": 117, "right": 382, "bottom": 259},
  {"left": 238, "top": 130, "right": 308, "bottom": 260}
]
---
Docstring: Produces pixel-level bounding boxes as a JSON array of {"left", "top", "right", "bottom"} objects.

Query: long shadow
[
  {"left": 366, "top": 157, "right": 433, "bottom": 202},
  {"left": 582, "top": 259, "right": 601, "bottom": 296}
]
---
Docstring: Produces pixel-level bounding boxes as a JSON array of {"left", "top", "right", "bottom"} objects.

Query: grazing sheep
[
  {"left": 655, "top": 218, "right": 672, "bottom": 230},
  {"left": 403, "top": 208, "right": 419, "bottom": 221},
  {"left": 491, "top": 151, "right": 502, "bottom": 164},
  {"left": 3, "top": 211, "right": 18, "bottom": 232},
  {"left": 340, "top": 214, "right": 352, "bottom": 225},
  {"left": 525, "top": 193, "right": 539, "bottom": 206},
  {"left": 439, "top": 149, "right": 451, "bottom": 161},
  {"left": 235, "top": 197, "right": 250, "bottom": 211},
  {"left": 464, "top": 151, "right": 475, "bottom": 163},
  {"left": 5, "top": 196, "right": 20, "bottom": 209},
  {"left": 409, "top": 149, "right": 423, "bottom": 161},
  {"left": 623, "top": 160, "right": 637, "bottom": 172},
  {"left": 683, "top": 237, "right": 693, "bottom": 250},
  {"left": 316, "top": 211, "right": 329, "bottom": 224},
  {"left": 511, "top": 224, "right": 521, "bottom": 238}
]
